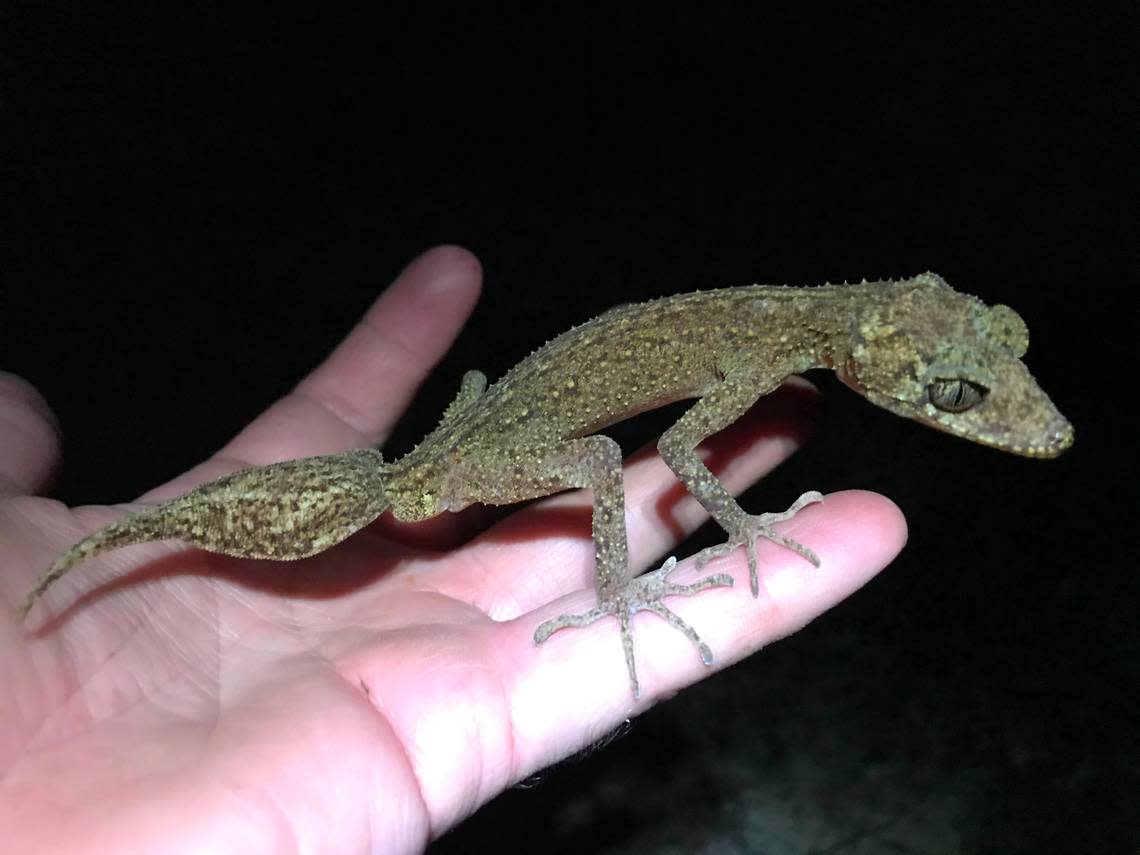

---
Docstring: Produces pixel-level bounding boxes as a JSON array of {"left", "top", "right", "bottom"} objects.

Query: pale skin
[{"left": 1, "top": 246, "right": 1065, "bottom": 852}]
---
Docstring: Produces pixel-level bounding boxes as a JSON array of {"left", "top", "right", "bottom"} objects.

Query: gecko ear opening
[{"left": 926, "top": 377, "right": 988, "bottom": 413}]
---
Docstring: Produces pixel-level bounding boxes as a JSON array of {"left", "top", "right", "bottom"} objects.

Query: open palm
[{"left": 0, "top": 246, "right": 905, "bottom": 853}]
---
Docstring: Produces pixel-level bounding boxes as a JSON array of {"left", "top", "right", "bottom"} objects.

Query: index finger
[{"left": 222, "top": 244, "right": 483, "bottom": 466}]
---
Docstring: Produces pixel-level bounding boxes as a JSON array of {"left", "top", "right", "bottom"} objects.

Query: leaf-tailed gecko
[{"left": 19, "top": 273, "right": 1073, "bottom": 697}]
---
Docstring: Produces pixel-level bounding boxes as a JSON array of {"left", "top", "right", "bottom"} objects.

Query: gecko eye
[{"left": 927, "top": 378, "right": 987, "bottom": 413}]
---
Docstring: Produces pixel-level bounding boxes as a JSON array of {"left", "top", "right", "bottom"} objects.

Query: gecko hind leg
[
  {"left": 695, "top": 490, "right": 824, "bottom": 597},
  {"left": 534, "top": 556, "right": 734, "bottom": 699}
]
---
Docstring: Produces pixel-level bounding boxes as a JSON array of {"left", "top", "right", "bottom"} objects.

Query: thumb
[{"left": 0, "top": 373, "right": 62, "bottom": 497}]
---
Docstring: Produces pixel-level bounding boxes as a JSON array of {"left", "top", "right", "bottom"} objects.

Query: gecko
[{"left": 19, "top": 272, "right": 1073, "bottom": 698}]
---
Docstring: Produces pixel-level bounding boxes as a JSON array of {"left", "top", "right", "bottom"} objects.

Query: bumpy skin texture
[{"left": 21, "top": 273, "right": 1073, "bottom": 697}]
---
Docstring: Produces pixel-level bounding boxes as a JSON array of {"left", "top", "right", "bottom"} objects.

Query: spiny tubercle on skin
[{"left": 23, "top": 273, "right": 1072, "bottom": 698}]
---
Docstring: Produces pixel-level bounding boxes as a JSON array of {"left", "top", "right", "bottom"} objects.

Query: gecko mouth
[
  {"left": 918, "top": 405, "right": 1075, "bottom": 458},
  {"left": 862, "top": 386, "right": 1074, "bottom": 459}
]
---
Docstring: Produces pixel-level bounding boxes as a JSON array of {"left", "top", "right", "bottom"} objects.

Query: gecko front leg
[
  {"left": 658, "top": 374, "right": 823, "bottom": 597},
  {"left": 534, "top": 552, "right": 733, "bottom": 699},
  {"left": 690, "top": 490, "right": 823, "bottom": 590},
  {"left": 458, "top": 435, "right": 733, "bottom": 698}
]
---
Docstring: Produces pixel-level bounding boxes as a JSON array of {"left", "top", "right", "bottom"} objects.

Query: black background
[{"left": 4, "top": 5, "right": 1135, "bottom": 853}]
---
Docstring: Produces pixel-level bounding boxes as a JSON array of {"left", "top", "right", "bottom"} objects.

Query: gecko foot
[
  {"left": 534, "top": 556, "right": 734, "bottom": 699},
  {"left": 695, "top": 490, "right": 824, "bottom": 597}
]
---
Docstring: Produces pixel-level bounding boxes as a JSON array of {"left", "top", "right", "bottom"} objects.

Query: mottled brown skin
[{"left": 21, "top": 273, "right": 1074, "bottom": 698}]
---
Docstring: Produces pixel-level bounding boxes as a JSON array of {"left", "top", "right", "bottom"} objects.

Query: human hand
[{"left": 0, "top": 246, "right": 905, "bottom": 853}]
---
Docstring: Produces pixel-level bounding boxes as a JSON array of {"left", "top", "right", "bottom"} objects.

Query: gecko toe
[
  {"left": 534, "top": 556, "right": 733, "bottom": 697},
  {"left": 534, "top": 600, "right": 617, "bottom": 643},
  {"left": 692, "top": 496, "right": 822, "bottom": 597}
]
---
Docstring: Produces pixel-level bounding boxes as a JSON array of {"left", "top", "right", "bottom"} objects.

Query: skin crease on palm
[{"left": 0, "top": 246, "right": 906, "bottom": 853}]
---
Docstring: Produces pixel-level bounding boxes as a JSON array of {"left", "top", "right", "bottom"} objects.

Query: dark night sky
[{"left": 4, "top": 6, "right": 1136, "bottom": 852}]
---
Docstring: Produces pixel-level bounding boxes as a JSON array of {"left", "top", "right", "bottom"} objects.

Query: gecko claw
[
  {"left": 534, "top": 555, "right": 734, "bottom": 699},
  {"left": 695, "top": 490, "right": 824, "bottom": 597}
]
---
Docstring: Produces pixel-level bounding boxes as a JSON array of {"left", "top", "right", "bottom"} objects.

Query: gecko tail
[
  {"left": 18, "top": 511, "right": 169, "bottom": 618},
  {"left": 19, "top": 448, "right": 390, "bottom": 619}
]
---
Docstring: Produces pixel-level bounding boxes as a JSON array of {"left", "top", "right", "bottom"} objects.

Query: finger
[
  {"left": 509, "top": 490, "right": 906, "bottom": 769},
  {"left": 224, "top": 245, "right": 482, "bottom": 466},
  {"left": 144, "top": 246, "right": 482, "bottom": 501},
  {"left": 441, "top": 378, "right": 819, "bottom": 615},
  {"left": 0, "top": 373, "right": 62, "bottom": 497}
]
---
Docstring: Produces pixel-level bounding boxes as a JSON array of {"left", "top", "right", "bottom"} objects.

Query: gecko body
[{"left": 21, "top": 273, "right": 1073, "bottom": 697}]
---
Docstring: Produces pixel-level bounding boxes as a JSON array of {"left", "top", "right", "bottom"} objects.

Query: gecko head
[{"left": 836, "top": 273, "right": 1074, "bottom": 458}]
